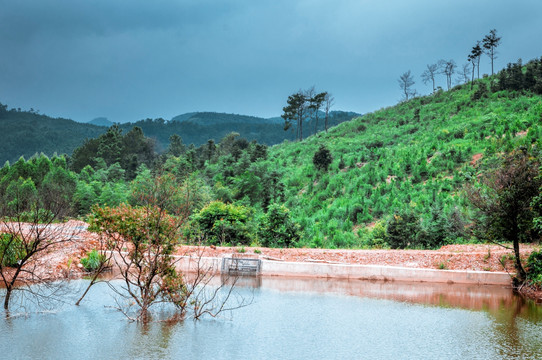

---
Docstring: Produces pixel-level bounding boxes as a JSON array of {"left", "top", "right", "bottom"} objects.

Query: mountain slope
[{"left": 266, "top": 78, "right": 542, "bottom": 248}]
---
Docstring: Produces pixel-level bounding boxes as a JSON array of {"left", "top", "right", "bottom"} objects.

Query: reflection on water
[
  {"left": 1, "top": 276, "right": 541, "bottom": 359},
  {"left": 230, "top": 275, "right": 541, "bottom": 320},
  {"left": 261, "top": 277, "right": 517, "bottom": 311}
]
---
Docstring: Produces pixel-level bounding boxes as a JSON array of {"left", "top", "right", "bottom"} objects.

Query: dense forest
[
  {"left": 2, "top": 57, "right": 542, "bottom": 260},
  {"left": 0, "top": 105, "right": 105, "bottom": 164}
]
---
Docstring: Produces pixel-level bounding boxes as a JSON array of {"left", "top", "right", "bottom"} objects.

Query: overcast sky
[{"left": 1, "top": 0, "right": 541, "bottom": 123}]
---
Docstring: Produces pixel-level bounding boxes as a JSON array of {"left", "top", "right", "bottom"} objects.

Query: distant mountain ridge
[
  {"left": 171, "top": 112, "right": 276, "bottom": 125},
  {"left": 121, "top": 110, "right": 361, "bottom": 151},
  {"left": 170, "top": 111, "right": 358, "bottom": 126}
]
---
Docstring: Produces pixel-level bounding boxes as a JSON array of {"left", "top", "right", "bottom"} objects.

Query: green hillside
[{"left": 265, "top": 74, "right": 542, "bottom": 248}]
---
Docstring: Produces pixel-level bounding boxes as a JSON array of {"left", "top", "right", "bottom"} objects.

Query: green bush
[
  {"left": 386, "top": 210, "right": 421, "bottom": 249},
  {"left": 472, "top": 83, "right": 489, "bottom": 101},
  {"left": 0, "top": 233, "right": 26, "bottom": 267},
  {"left": 416, "top": 203, "right": 452, "bottom": 249},
  {"left": 526, "top": 251, "right": 542, "bottom": 288},
  {"left": 313, "top": 145, "right": 333, "bottom": 172},
  {"left": 258, "top": 204, "right": 301, "bottom": 248},
  {"left": 368, "top": 221, "right": 388, "bottom": 248},
  {"left": 192, "top": 201, "right": 253, "bottom": 245},
  {"left": 80, "top": 249, "right": 106, "bottom": 272}
]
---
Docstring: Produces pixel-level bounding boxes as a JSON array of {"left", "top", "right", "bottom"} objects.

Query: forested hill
[
  {"left": 0, "top": 104, "right": 106, "bottom": 164},
  {"left": 267, "top": 58, "right": 542, "bottom": 248},
  {"left": 0, "top": 104, "right": 359, "bottom": 163}
]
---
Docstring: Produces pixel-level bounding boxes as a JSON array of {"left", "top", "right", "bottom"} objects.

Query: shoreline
[
  {"left": 173, "top": 254, "right": 512, "bottom": 285},
  {"left": 1, "top": 221, "right": 540, "bottom": 302}
]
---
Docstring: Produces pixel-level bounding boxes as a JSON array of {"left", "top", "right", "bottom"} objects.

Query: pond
[{"left": 1, "top": 277, "right": 541, "bottom": 359}]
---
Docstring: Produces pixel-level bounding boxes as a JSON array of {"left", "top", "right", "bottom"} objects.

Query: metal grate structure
[{"left": 221, "top": 257, "right": 262, "bottom": 276}]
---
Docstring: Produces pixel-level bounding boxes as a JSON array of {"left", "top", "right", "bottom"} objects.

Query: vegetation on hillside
[
  {"left": 1, "top": 59, "right": 541, "bottom": 247},
  {"left": 265, "top": 57, "right": 542, "bottom": 248},
  {"left": 0, "top": 104, "right": 105, "bottom": 163}
]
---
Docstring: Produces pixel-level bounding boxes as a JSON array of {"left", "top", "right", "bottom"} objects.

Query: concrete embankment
[{"left": 174, "top": 255, "right": 512, "bottom": 286}]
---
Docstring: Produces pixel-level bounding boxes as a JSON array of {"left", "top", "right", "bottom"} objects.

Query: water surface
[{"left": 1, "top": 277, "right": 541, "bottom": 359}]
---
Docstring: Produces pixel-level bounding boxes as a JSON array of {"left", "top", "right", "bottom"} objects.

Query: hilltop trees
[
  {"left": 413, "top": 29, "right": 504, "bottom": 96},
  {"left": 458, "top": 63, "right": 471, "bottom": 85},
  {"left": 282, "top": 88, "right": 329, "bottom": 141},
  {"left": 494, "top": 58, "right": 542, "bottom": 94},
  {"left": 398, "top": 70, "right": 416, "bottom": 101},
  {"left": 468, "top": 41, "right": 483, "bottom": 82},
  {"left": 467, "top": 41, "right": 484, "bottom": 89},
  {"left": 283, "top": 92, "right": 309, "bottom": 142},
  {"left": 468, "top": 51, "right": 478, "bottom": 89},
  {"left": 483, "top": 29, "right": 502, "bottom": 77},
  {"left": 439, "top": 59, "right": 457, "bottom": 90},
  {"left": 323, "top": 93, "right": 334, "bottom": 132},
  {"left": 310, "top": 91, "right": 327, "bottom": 135},
  {"left": 421, "top": 63, "right": 440, "bottom": 93}
]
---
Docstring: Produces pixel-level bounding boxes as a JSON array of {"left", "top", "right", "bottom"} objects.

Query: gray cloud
[{"left": 0, "top": 0, "right": 541, "bottom": 123}]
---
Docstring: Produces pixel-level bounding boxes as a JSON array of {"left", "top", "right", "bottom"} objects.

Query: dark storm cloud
[{"left": 0, "top": 0, "right": 541, "bottom": 123}]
